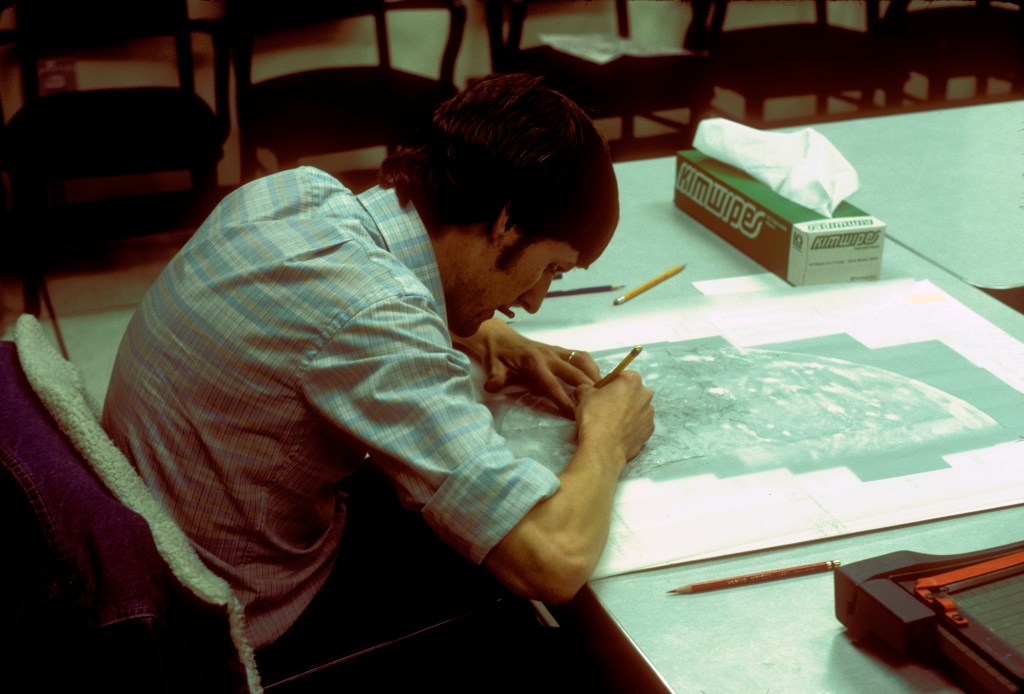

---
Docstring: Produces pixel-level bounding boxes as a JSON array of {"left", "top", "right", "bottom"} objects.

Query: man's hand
[
  {"left": 574, "top": 372, "right": 654, "bottom": 462},
  {"left": 483, "top": 367, "right": 654, "bottom": 604},
  {"left": 453, "top": 317, "right": 599, "bottom": 416}
]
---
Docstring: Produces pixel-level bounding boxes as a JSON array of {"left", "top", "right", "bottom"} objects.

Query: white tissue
[{"left": 693, "top": 118, "right": 859, "bottom": 218}]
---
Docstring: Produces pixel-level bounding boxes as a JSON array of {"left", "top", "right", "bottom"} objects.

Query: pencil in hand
[{"left": 594, "top": 345, "right": 643, "bottom": 388}]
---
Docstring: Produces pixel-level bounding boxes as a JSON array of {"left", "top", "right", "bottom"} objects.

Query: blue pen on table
[{"left": 546, "top": 284, "right": 624, "bottom": 298}]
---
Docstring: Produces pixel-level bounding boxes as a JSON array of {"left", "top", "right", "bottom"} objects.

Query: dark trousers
[{"left": 254, "top": 467, "right": 600, "bottom": 693}]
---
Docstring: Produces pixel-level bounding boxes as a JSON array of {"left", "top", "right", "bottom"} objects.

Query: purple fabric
[{"left": 0, "top": 341, "right": 248, "bottom": 692}]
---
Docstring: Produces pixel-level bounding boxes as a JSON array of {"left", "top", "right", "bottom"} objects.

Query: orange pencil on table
[
  {"left": 667, "top": 560, "right": 841, "bottom": 595},
  {"left": 614, "top": 265, "right": 685, "bottom": 305}
]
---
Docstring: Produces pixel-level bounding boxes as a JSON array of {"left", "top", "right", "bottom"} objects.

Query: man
[{"left": 103, "top": 73, "right": 654, "bottom": 682}]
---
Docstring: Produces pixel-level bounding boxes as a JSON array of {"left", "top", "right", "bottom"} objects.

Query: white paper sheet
[{"left": 498, "top": 280, "right": 1024, "bottom": 579}]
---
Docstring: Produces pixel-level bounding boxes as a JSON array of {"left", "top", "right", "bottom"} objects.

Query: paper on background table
[
  {"left": 692, "top": 272, "right": 787, "bottom": 296},
  {"left": 538, "top": 33, "right": 688, "bottom": 64},
  {"left": 497, "top": 279, "right": 1024, "bottom": 579}
]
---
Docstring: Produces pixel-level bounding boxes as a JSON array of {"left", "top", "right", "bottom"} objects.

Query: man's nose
[{"left": 518, "top": 274, "right": 554, "bottom": 314}]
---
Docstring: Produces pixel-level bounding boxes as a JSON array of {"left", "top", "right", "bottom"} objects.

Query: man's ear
[{"left": 489, "top": 205, "right": 517, "bottom": 245}]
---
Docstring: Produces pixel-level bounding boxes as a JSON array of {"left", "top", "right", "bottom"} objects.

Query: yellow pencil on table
[
  {"left": 614, "top": 265, "right": 686, "bottom": 305},
  {"left": 594, "top": 345, "right": 643, "bottom": 388}
]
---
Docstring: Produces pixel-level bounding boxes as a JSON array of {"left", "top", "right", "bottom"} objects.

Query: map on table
[{"left": 491, "top": 280, "right": 1024, "bottom": 579}]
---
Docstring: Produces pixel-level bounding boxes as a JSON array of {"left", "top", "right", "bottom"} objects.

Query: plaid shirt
[{"left": 103, "top": 167, "right": 559, "bottom": 647}]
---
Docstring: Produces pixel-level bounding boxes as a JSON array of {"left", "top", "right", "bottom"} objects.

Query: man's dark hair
[{"left": 380, "top": 73, "right": 618, "bottom": 267}]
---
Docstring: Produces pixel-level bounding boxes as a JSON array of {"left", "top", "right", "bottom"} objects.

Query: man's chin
[
  {"left": 449, "top": 314, "right": 487, "bottom": 339},
  {"left": 450, "top": 306, "right": 513, "bottom": 338}
]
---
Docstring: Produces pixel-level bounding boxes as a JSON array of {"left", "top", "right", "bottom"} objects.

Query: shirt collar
[{"left": 357, "top": 185, "right": 447, "bottom": 324}]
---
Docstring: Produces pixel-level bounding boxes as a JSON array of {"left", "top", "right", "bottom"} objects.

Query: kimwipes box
[{"left": 674, "top": 150, "right": 886, "bottom": 286}]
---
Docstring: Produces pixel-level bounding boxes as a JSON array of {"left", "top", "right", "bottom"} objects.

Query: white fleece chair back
[{"left": 13, "top": 314, "right": 263, "bottom": 694}]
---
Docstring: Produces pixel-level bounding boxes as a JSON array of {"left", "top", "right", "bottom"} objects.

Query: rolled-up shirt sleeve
[{"left": 299, "top": 289, "right": 560, "bottom": 564}]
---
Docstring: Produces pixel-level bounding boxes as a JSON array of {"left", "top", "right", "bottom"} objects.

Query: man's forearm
[{"left": 482, "top": 436, "right": 626, "bottom": 604}]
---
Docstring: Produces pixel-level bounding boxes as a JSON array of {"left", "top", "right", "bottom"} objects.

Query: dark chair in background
[
  {"left": 227, "top": 0, "right": 466, "bottom": 186},
  {"left": 1, "top": 0, "right": 230, "bottom": 326},
  {"left": 485, "top": 0, "right": 716, "bottom": 160},
  {"left": 699, "top": 0, "right": 907, "bottom": 126},
  {"left": 882, "top": 0, "right": 1024, "bottom": 105}
]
